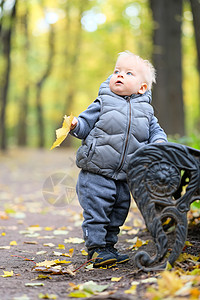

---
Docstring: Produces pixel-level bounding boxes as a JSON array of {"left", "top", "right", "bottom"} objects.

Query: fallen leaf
[
  {"left": 124, "top": 285, "right": 137, "bottom": 295},
  {"left": 36, "top": 260, "right": 57, "bottom": 268},
  {"left": 35, "top": 275, "right": 52, "bottom": 280},
  {"left": 44, "top": 227, "right": 54, "bottom": 231},
  {"left": 57, "top": 244, "right": 65, "bottom": 250},
  {"left": 165, "top": 261, "right": 173, "bottom": 270},
  {"left": 81, "top": 249, "right": 88, "bottom": 256},
  {"left": 122, "top": 225, "right": 132, "bottom": 230},
  {"left": 111, "top": 277, "right": 122, "bottom": 282},
  {"left": 126, "top": 237, "right": 149, "bottom": 250},
  {"left": 10, "top": 240, "right": 17, "bottom": 246},
  {"left": 0, "top": 270, "right": 14, "bottom": 277},
  {"left": 43, "top": 243, "right": 55, "bottom": 248},
  {"left": 36, "top": 251, "right": 47, "bottom": 255},
  {"left": 25, "top": 282, "right": 44, "bottom": 287},
  {"left": 68, "top": 291, "right": 90, "bottom": 298},
  {"left": 177, "top": 253, "right": 199, "bottom": 263},
  {"left": 24, "top": 241, "right": 38, "bottom": 245},
  {"left": 53, "top": 230, "right": 68, "bottom": 236},
  {"left": 38, "top": 293, "right": 57, "bottom": 299},
  {"left": 13, "top": 295, "right": 30, "bottom": 300},
  {"left": 64, "top": 237, "right": 84, "bottom": 244},
  {"left": 0, "top": 246, "right": 10, "bottom": 250},
  {"left": 53, "top": 259, "right": 71, "bottom": 264},
  {"left": 185, "top": 241, "right": 193, "bottom": 247},
  {"left": 64, "top": 265, "right": 76, "bottom": 276},
  {"left": 69, "top": 248, "right": 74, "bottom": 257},
  {"left": 50, "top": 114, "right": 74, "bottom": 150},
  {"left": 53, "top": 251, "right": 63, "bottom": 256},
  {"left": 68, "top": 280, "right": 109, "bottom": 297}
]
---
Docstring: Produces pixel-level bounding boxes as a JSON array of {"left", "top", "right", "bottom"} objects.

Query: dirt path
[{"left": 0, "top": 148, "right": 200, "bottom": 300}]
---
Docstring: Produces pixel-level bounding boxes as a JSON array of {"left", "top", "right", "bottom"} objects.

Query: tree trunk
[
  {"left": 63, "top": 1, "right": 86, "bottom": 116},
  {"left": 0, "top": 0, "right": 17, "bottom": 150},
  {"left": 36, "top": 24, "right": 55, "bottom": 148},
  {"left": 190, "top": 0, "right": 200, "bottom": 127},
  {"left": 17, "top": 3, "right": 30, "bottom": 146},
  {"left": 150, "top": 0, "right": 185, "bottom": 136},
  {"left": 61, "top": 1, "right": 86, "bottom": 147}
]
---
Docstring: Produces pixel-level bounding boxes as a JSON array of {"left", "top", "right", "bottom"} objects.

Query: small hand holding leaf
[{"left": 50, "top": 114, "right": 75, "bottom": 150}]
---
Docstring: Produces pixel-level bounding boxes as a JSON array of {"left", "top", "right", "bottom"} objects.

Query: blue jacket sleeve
[
  {"left": 148, "top": 116, "right": 168, "bottom": 143},
  {"left": 70, "top": 99, "right": 101, "bottom": 140}
]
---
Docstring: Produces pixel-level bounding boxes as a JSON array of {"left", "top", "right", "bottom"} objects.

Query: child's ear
[{"left": 138, "top": 83, "right": 147, "bottom": 94}]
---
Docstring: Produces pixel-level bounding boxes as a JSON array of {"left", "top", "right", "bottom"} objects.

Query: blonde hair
[{"left": 117, "top": 50, "right": 156, "bottom": 90}]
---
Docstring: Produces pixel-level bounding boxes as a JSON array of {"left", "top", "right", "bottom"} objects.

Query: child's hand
[{"left": 70, "top": 117, "right": 78, "bottom": 130}]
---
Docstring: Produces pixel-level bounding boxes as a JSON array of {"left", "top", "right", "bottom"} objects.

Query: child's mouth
[{"left": 115, "top": 80, "right": 123, "bottom": 84}]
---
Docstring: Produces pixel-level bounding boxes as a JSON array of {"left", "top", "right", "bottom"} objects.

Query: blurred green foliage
[
  {"left": 168, "top": 133, "right": 200, "bottom": 149},
  {"left": 1, "top": 0, "right": 200, "bottom": 148}
]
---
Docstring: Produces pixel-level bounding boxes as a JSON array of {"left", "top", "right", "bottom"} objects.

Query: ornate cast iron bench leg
[{"left": 127, "top": 142, "right": 200, "bottom": 271}]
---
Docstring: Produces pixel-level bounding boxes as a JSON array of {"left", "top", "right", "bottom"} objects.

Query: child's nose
[{"left": 117, "top": 72, "right": 124, "bottom": 78}]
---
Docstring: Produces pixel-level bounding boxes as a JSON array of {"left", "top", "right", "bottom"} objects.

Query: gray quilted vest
[{"left": 76, "top": 79, "right": 154, "bottom": 180}]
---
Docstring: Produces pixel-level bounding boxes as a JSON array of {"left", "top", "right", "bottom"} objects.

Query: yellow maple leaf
[
  {"left": 50, "top": 114, "right": 74, "bottom": 150},
  {"left": 0, "top": 270, "right": 14, "bottom": 277},
  {"left": 36, "top": 260, "right": 57, "bottom": 268}
]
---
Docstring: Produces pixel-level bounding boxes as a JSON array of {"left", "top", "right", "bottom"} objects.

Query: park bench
[{"left": 127, "top": 142, "right": 200, "bottom": 271}]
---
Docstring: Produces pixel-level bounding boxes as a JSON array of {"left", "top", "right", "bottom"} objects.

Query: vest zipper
[{"left": 116, "top": 96, "right": 131, "bottom": 172}]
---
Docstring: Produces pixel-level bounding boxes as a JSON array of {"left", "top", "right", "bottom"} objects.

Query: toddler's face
[{"left": 109, "top": 55, "right": 147, "bottom": 96}]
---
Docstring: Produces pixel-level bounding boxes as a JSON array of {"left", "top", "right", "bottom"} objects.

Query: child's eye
[
  {"left": 127, "top": 72, "right": 133, "bottom": 76},
  {"left": 114, "top": 70, "right": 119, "bottom": 74}
]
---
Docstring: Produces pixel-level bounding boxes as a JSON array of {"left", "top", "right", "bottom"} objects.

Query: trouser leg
[
  {"left": 105, "top": 180, "right": 131, "bottom": 245},
  {"left": 76, "top": 170, "right": 117, "bottom": 249}
]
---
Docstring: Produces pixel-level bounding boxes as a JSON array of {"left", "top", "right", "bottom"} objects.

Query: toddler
[{"left": 70, "top": 51, "right": 167, "bottom": 267}]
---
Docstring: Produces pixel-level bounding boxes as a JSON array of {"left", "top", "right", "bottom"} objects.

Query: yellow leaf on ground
[
  {"left": 38, "top": 293, "right": 57, "bottom": 299},
  {"left": 36, "top": 260, "right": 57, "bottom": 268},
  {"left": 111, "top": 277, "right": 122, "bottom": 282},
  {"left": 0, "top": 270, "right": 14, "bottom": 277},
  {"left": 122, "top": 225, "right": 132, "bottom": 230},
  {"left": 124, "top": 285, "right": 137, "bottom": 294},
  {"left": 185, "top": 241, "right": 193, "bottom": 247},
  {"left": 10, "top": 241, "right": 17, "bottom": 246},
  {"left": 44, "top": 227, "right": 54, "bottom": 231},
  {"left": 54, "top": 259, "right": 71, "bottom": 264},
  {"left": 177, "top": 253, "right": 199, "bottom": 263},
  {"left": 50, "top": 114, "right": 74, "bottom": 150},
  {"left": 158, "top": 271, "right": 184, "bottom": 295},
  {"left": 43, "top": 243, "right": 55, "bottom": 247},
  {"left": 69, "top": 248, "right": 74, "bottom": 257},
  {"left": 81, "top": 249, "right": 88, "bottom": 256},
  {"left": 57, "top": 244, "right": 65, "bottom": 250},
  {"left": 64, "top": 237, "right": 84, "bottom": 244}
]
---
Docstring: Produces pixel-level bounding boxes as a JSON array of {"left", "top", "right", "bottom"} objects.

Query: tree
[
  {"left": 190, "top": 0, "right": 200, "bottom": 128},
  {"left": 17, "top": 1, "right": 30, "bottom": 146},
  {"left": 36, "top": 23, "right": 55, "bottom": 148},
  {"left": 150, "top": 0, "right": 185, "bottom": 136},
  {"left": 0, "top": 0, "right": 18, "bottom": 150}
]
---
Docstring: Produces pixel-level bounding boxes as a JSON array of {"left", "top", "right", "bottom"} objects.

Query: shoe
[
  {"left": 106, "top": 245, "right": 129, "bottom": 264},
  {"left": 88, "top": 247, "right": 117, "bottom": 267}
]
